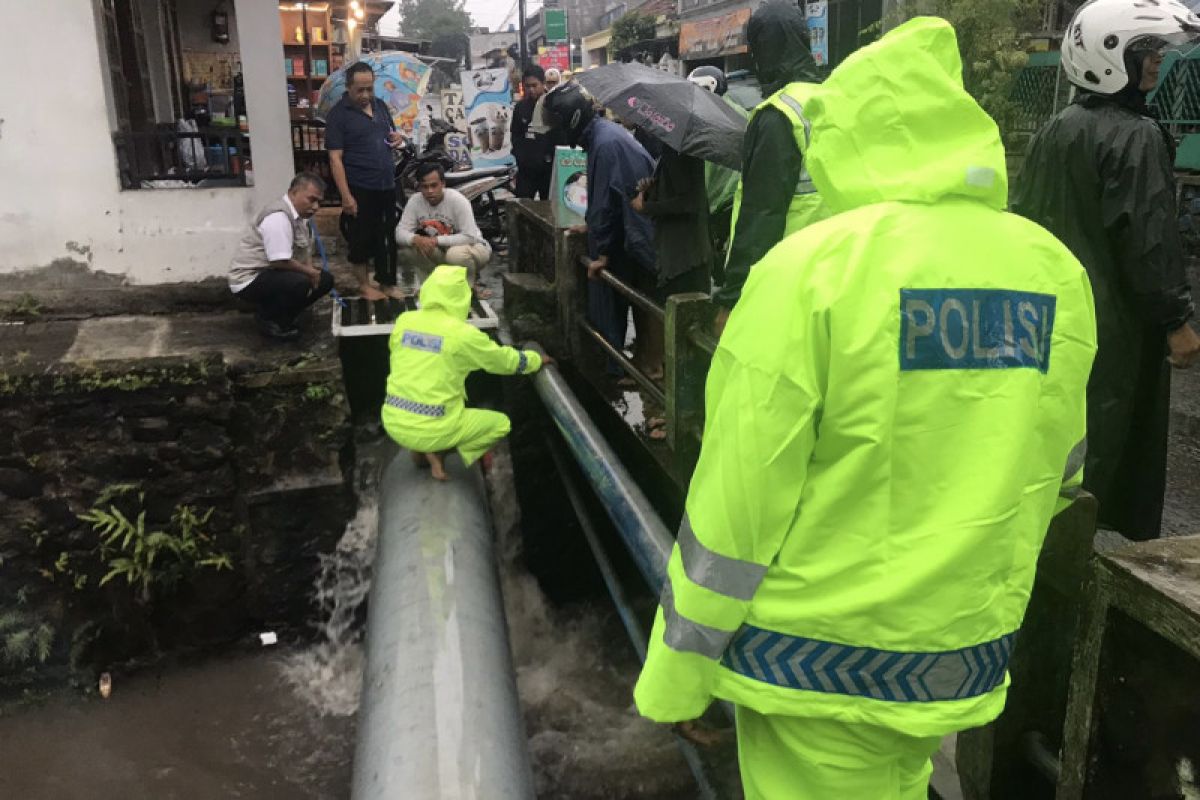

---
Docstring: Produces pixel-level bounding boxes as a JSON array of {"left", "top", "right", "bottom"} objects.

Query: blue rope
[{"left": 311, "top": 221, "right": 348, "bottom": 308}]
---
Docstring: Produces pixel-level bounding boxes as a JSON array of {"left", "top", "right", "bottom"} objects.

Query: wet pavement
[
  {"left": 1165, "top": 363, "right": 1200, "bottom": 537},
  {"left": 0, "top": 651, "right": 356, "bottom": 800}
]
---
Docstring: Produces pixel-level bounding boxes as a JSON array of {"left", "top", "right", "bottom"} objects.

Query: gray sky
[{"left": 379, "top": 0, "right": 543, "bottom": 36}]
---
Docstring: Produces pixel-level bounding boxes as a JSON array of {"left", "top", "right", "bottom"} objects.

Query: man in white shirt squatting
[
  {"left": 395, "top": 163, "right": 492, "bottom": 289},
  {"left": 228, "top": 173, "right": 335, "bottom": 341}
]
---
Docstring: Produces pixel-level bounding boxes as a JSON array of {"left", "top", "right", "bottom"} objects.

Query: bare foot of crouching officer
[{"left": 381, "top": 265, "right": 544, "bottom": 481}]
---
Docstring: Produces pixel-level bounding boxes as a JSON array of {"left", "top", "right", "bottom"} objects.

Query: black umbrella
[{"left": 575, "top": 63, "right": 747, "bottom": 170}]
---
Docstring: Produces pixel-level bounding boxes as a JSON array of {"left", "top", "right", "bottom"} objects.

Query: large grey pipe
[{"left": 351, "top": 456, "right": 535, "bottom": 800}]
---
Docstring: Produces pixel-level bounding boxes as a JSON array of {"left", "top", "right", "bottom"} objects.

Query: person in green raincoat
[
  {"left": 712, "top": 1, "right": 829, "bottom": 336},
  {"left": 686, "top": 66, "right": 746, "bottom": 283},
  {"left": 381, "top": 265, "right": 543, "bottom": 479},
  {"left": 633, "top": 18, "right": 1097, "bottom": 799}
]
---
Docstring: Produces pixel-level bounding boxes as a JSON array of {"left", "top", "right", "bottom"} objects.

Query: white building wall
[{"left": 0, "top": 0, "right": 292, "bottom": 285}]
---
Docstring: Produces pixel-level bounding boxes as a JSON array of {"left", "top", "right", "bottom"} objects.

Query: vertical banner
[
  {"left": 806, "top": 1, "right": 829, "bottom": 67},
  {"left": 413, "top": 93, "right": 443, "bottom": 152},
  {"left": 440, "top": 87, "right": 467, "bottom": 133},
  {"left": 544, "top": 9, "right": 568, "bottom": 42},
  {"left": 445, "top": 132, "right": 473, "bottom": 171},
  {"left": 461, "top": 68, "right": 515, "bottom": 168},
  {"left": 551, "top": 146, "right": 587, "bottom": 228}
]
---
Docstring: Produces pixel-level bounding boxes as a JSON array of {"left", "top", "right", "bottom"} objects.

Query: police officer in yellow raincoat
[
  {"left": 633, "top": 19, "right": 1098, "bottom": 799},
  {"left": 713, "top": 0, "right": 830, "bottom": 336},
  {"left": 381, "top": 265, "right": 542, "bottom": 479}
]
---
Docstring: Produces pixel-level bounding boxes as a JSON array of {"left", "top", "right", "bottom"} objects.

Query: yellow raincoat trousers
[
  {"left": 634, "top": 19, "right": 1098, "bottom": 799},
  {"left": 381, "top": 265, "right": 542, "bottom": 465}
]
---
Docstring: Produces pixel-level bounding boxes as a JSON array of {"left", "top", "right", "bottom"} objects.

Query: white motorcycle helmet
[
  {"left": 687, "top": 66, "right": 728, "bottom": 96},
  {"left": 1062, "top": 0, "right": 1200, "bottom": 94}
]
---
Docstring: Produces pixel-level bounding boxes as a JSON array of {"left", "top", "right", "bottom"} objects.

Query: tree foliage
[
  {"left": 398, "top": 0, "right": 471, "bottom": 42},
  {"left": 882, "top": 0, "right": 1041, "bottom": 144},
  {"left": 610, "top": 12, "right": 659, "bottom": 55}
]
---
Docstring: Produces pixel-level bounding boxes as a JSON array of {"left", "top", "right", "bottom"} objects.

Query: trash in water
[
  {"left": 98, "top": 672, "right": 112, "bottom": 699},
  {"left": 259, "top": 632, "right": 278, "bottom": 646}
]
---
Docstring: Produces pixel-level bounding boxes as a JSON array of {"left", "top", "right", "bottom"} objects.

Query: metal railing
[
  {"left": 504, "top": 199, "right": 719, "bottom": 476},
  {"left": 113, "top": 128, "right": 250, "bottom": 189},
  {"left": 570, "top": 249, "right": 718, "bottom": 474},
  {"left": 1151, "top": 55, "right": 1200, "bottom": 132},
  {"left": 1010, "top": 62, "right": 1068, "bottom": 135},
  {"left": 1012, "top": 50, "right": 1200, "bottom": 136},
  {"left": 578, "top": 255, "right": 668, "bottom": 407}
]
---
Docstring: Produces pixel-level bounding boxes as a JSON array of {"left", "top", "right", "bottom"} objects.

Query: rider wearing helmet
[
  {"left": 1013, "top": 0, "right": 1200, "bottom": 540},
  {"left": 687, "top": 65, "right": 728, "bottom": 96},
  {"left": 544, "top": 83, "right": 656, "bottom": 372}
]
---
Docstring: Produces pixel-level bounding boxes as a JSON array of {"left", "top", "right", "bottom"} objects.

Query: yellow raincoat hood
[
  {"left": 418, "top": 265, "right": 473, "bottom": 320},
  {"left": 805, "top": 18, "right": 1008, "bottom": 214}
]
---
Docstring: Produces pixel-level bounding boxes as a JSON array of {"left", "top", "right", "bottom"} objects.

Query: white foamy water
[
  {"left": 281, "top": 442, "right": 693, "bottom": 797},
  {"left": 281, "top": 500, "right": 378, "bottom": 717},
  {"left": 489, "top": 446, "right": 693, "bottom": 799},
  {"left": 502, "top": 569, "right": 692, "bottom": 798}
]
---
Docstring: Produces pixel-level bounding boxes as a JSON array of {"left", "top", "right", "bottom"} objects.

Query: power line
[{"left": 497, "top": 0, "right": 519, "bottom": 29}]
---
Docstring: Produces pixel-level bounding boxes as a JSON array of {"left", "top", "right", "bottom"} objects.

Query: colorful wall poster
[
  {"left": 412, "top": 93, "right": 443, "bottom": 152},
  {"left": 550, "top": 146, "right": 587, "bottom": 228},
  {"left": 461, "top": 68, "right": 515, "bottom": 168},
  {"left": 805, "top": 1, "right": 829, "bottom": 67}
]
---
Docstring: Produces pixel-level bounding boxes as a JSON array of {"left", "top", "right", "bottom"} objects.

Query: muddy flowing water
[{"left": 0, "top": 440, "right": 696, "bottom": 799}]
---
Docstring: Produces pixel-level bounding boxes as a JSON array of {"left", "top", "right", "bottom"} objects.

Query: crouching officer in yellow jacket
[
  {"left": 633, "top": 18, "right": 1098, "bottom": 799},
  {"left": 381, "top": 265, "right": 543, "bottom": 479}
]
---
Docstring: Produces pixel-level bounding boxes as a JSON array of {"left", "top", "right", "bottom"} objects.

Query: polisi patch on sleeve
[
  {"left": 900, "top": 288, "right": 1056, "bottom": 373},
  {"left": 401, "top": 330, "right": 444, "bottom": 354}
]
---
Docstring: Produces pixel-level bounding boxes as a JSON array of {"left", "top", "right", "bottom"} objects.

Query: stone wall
[{"left": 0, "top": 350, "right": 352, "bottom": 690}]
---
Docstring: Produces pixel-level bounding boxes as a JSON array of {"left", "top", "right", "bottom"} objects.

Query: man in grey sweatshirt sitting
[{"left": 395, "top": 163, "right": 492, "bottom": 288}]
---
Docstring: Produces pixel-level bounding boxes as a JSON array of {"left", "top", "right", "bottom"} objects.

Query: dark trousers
[
  {"left": 348, "top": 185, "right": 397, "bottom": 286},
  {"left": 588, "top": 254, "right": 635, "bottom": 376},
  {"left": 239, "top": 268, "right": 334, "bottom": 327},
  {"left": 515, "top": 165, "right": 551, "bottom": 200}
]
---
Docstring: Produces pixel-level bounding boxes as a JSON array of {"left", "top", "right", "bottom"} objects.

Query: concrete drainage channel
[{"left": 0, "top": 283, "right": 704, "bottom": 798}]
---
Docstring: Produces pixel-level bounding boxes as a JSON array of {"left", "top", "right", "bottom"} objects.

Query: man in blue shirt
[{"left": 326, "top": 61, "right": 404, "bottom": 300}]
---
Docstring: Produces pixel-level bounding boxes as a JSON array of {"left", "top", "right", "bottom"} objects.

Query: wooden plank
[
  {"left": 1057, "top": 535, "right": 1200, "bottom": 799},
  {"left": 1055, "top": 568, "right": 1110, "bottom": 800},
  {"left": 664, "top": 293, "right": 713, "bottom": 476},
  {"left": 956, "top": 496, "right": 1097, "bottom": 800}
]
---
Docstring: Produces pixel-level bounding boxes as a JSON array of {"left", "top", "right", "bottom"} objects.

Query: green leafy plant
[
  {"left": 304, "top": 383, "right": 334, "bottom": 402},
  {"left": 610, "top": 12, "right": 658, "bottom": 55},
  {"left": 398, "top": 0, "right": 470, "bottom": 41},
  {"left": 2, "top": 293, "right": 43, "bottom": 320},
  {"left": 78, "top": 486, "right": 232, "bottom": 604},
  {"left": 872, "top": 0, "right": 1040, "bottom": 146},
  {"left": 0, "top": 611, "right": 54, "bottom": 667}
]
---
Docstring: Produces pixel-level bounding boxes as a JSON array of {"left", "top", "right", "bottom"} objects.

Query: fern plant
[
  {"left": 0, "top": 611, "right": 54, "bottom": 666},
  {"left": 78, "top": 487, "right": 232, "bottom": 605}
]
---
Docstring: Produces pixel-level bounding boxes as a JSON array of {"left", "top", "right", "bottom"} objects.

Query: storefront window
[{"left": 99, "top": 0, "right": 253, "bottom": 190}]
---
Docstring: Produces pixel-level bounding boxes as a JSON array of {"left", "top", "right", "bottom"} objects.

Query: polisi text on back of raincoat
[{"left": 900, "top": 288, "right": 1057, "bottom": 372}]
